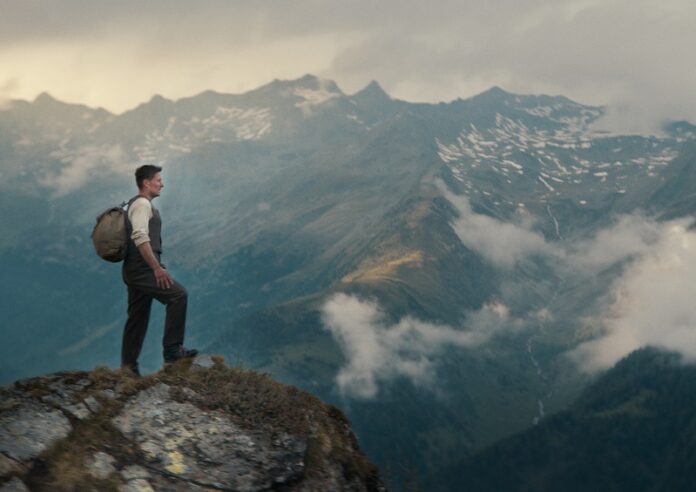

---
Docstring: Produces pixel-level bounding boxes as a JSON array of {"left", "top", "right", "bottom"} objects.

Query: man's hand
[
  {"left": 155, "top": 266, "right": 173, "bottom": 289},
  {"left": 136, "top": 242, "right": 173, "bottom": 289}
]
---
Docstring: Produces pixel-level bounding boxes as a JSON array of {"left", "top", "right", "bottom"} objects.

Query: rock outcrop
[{"left": 0, "top": 356, "right": 384, "bottom": 491}]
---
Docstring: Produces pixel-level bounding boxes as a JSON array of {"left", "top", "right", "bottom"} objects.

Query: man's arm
[
  {"left": 129, "top": 198, "right": 173, "bottom": 289},
  {"left": 137, "top": 241, "right": 173, "bottom": 289}
]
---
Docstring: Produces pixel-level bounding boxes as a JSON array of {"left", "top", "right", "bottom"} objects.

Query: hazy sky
[{"left": 1, "top": 0, "right": 694, "bottom": 130}]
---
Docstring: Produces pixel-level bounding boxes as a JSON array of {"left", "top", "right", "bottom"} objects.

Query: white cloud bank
[
  {"left": 440, "top": 184, "right": 696, "bottom": 374},
  {"left": 569, "top": 220, "right": 696, "bottom": 372},
  {"left": 321, "top": 293, "right": 517, "bottom": 398}
]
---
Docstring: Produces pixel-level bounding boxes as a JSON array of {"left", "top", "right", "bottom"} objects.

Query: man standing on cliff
[{"left": 121, "top": 164, "right": 197, "bottom": 376}]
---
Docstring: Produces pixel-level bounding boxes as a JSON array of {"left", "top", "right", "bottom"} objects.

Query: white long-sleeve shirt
[{"left": 128, "top": 197, "right": 154, "bottom": 247}]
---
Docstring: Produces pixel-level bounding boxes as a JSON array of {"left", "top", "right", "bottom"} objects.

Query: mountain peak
[
  {"left": 260, "top": 74, "right": 343, "bottom": 95},
  {"left": 148, "top": 94, "right": 173, "bottom": 105},
  {"left": 296, "top": 74, "right": 342, "bottom": 92},
  {"left": 33, "top": 92, "right": 59, "bottom": 105},
  {"left": 297, "top": 73, "right": 320, "bottom": 85},
  {"left": 353, "top": 80, "right": 391, "bottom": 101},
  {"left": 471, "top": 86, "right": 512, "bottom": 101}
]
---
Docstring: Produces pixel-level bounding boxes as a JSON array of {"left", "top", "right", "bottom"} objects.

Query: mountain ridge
[{"left": 9, "top": 75, "right": 601, "bottom": 116}]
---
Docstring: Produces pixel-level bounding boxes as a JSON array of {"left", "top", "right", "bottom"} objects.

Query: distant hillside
[
  {"left": 649, "top": 141, "right": 696, "bottom": 219},
  {"left": 434, "top": 347, "right": 696, "bottom": 492}
]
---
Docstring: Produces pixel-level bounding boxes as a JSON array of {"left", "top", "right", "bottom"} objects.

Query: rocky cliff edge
[{"left": 0, "top": 355, "right": 385, "bottom": 492}]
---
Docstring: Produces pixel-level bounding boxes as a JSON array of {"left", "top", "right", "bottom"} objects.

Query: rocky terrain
[{"left": 0, "top": 355, "right": 383, "bottom": 491}]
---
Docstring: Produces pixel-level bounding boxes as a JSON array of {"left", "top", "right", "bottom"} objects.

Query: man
[{"left": 121, "top": 164, "right": 197, "bottom": 376}]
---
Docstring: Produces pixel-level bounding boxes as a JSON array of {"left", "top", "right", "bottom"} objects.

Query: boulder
[{"left": 0, "top": 358, "right": 385, "bottom": 491}]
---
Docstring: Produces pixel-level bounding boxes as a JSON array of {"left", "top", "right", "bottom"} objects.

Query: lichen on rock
[
  {"left": 113, "top": 382, "right": 306, "bottom": 490},
  {"left": 0, "top": 399, "right": 71, "bottom": 461}
]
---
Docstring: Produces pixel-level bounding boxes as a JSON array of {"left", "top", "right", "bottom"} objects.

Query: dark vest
[{"left": 124, "top": 195, "right": 162, "bottom": 268}]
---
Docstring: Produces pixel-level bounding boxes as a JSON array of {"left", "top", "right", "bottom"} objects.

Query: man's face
[{"left": 144, "top": 172, "right": 164, "bottom": 197}]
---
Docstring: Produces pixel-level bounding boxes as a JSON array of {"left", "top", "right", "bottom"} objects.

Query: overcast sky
[{"left": 1, "top": 0, "right": 694, "bottom": 130}]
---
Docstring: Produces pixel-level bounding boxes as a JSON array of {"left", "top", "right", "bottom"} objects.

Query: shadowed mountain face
[
  {"left": 2, "top": 75, "right": 695, "bottom": 489},
  {"left": 434, "top": 347, "right": 696, "bottom": 492}
]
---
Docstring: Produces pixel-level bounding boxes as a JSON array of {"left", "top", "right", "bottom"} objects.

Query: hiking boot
[
  {"left": 163, "top": 344, "right": 199, "bottom": 364},
  {"left": 121, "top": 363, "right": 141, "bottom": 378}
]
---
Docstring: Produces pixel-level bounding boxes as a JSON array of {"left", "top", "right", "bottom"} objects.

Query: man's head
[{"left": 135, "top": 164, "right": 164, "bottom": 198}]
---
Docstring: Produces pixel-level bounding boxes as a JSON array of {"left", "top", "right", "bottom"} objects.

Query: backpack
[{"left": 91, "top": 201, "right": 128, "bottom": 262}]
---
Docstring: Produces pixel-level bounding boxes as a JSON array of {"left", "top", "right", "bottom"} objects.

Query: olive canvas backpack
[{"left": 91, "top": 201, "right": 128, "bottom": 262}]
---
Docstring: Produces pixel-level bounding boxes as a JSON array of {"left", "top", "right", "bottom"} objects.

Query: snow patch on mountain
[
  {"left": 437, "top": 106, "right": 684, "bottom": 205},
  {"left": 199, "top": 106, "right": 272, "bottom": 140},
  {"left": 133, "top": 106, "right": 272, "bottom": 163}
]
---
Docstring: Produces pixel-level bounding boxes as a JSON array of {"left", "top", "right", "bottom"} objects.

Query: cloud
[
  {"left": 321, "top": 293, "right": 519, "bottom": 398},
  {"left": 565, "top": 214, "right": 666, "bottom": 272},
  {"left": 325, "top": 0, "right": 696, "bottom": 132},
  {"left": 439, "top": 182, "right": 696, "bottom": 374},
  {"left": 439, "top": 182, "right": 684, "bottom": 277},
  {"left": 322, "top": 183, "right": 696, "bottom": 394},
  {"left": 40, "top": 144, "right": 129, "bottom": 197},
  {"left": 1, "top": 0, "right": 695, "bottom": 130},
  {"left": 437, "top": 181, "right": 558, "bottom": 268},
  {"left": 569, "top": 219, "right": 696, "bottom": 372}
]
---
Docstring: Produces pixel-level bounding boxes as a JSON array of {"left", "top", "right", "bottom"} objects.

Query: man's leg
[
  {"left": 121, "top": 285, "right": 153, "bottom": 372},
  {"left": 122, "top": 268, "right": 190, "bottom": 360},
  {"left": 161, "top": 281, "right": 187, "bottom": 349}
]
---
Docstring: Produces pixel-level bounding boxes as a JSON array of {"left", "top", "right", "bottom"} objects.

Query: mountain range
[{"left": 1, "top": 74, "right": 695, "bottom": 489}]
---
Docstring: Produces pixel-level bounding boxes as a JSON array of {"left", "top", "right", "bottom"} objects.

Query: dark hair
[{"left": 135, "top": 164, "right": 162, "bottom": 189}]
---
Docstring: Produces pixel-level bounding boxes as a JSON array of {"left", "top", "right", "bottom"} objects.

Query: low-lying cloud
[
  {"left": 440, "top": 183, "right": 696, "bottom": 374},
  {"left": 438, "top": 182, "right": 558, "bottom": 268},
  {"left": 569, "top": 220, "right": 696, "bottom": 372},
  {"left": 566, "top": 214, "right": 666, "bottom": 272},
  {"left": 321, "top": 293, "right": 518, "bottom": 398},
  {"left": 318, "top": 183, "right": 695, "bottom": 396},
  {"left": 40, "top": 144, "right": 129, "bottom": 197},
  {"left": 441, "top": 180, "right": 683, "bottom": 273}
]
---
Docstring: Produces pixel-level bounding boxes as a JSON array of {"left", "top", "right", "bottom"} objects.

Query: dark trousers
[{"left": 121, "top": 264, "right": 187, "bottom": 368}]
